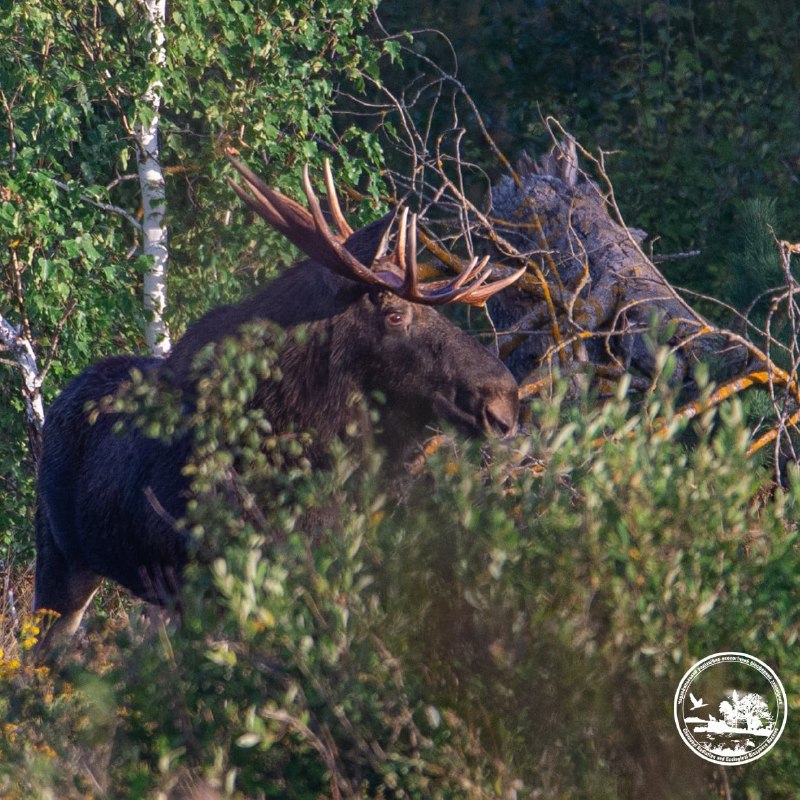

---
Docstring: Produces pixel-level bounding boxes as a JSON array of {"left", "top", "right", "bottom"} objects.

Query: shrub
[{"left": 3, "top": 345, "right": 799, "bottom": 798}]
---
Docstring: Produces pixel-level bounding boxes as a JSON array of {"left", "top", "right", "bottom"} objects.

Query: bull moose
[{"left": 34, "top": 155, "right": 522, "bottom": 648}]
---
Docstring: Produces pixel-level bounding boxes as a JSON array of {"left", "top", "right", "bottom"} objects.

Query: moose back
[{"left": 34, "top": 157, "right": 521, "bottom": 647}]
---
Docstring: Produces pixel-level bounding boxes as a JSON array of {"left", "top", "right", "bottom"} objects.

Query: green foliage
[
  {"left": 0, "top": 0, "right": 390, "bottom": 558},
  {"left": 3, "top": 351, "right": 800, "bottom": 796},
  {"left": 376, "top": 384, "right": 800, "bottom": 797},
  {"left": 0, "top": 164, "right": 142, "bottom": 552},
  {"left": 716, "top": 199, "right": 800, "bottom": 455},
  {"left": 724, "top": 198, "right": 782, "bottom": 321}
]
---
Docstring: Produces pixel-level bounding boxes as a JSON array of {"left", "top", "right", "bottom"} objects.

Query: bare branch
[
  {"left": 346, "top": 47, "right": 800, "bottom": 469},
  {"left": 50, "top": 178, "right": 143, "bottom": 234}
]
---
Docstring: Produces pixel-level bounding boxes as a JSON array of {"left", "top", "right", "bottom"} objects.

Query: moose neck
[
  {"left": 255, "top": 312, "right": 374, "bottom": 461},
  {"left": 165, "top": 262, "right": 375, "bottom": 461}
]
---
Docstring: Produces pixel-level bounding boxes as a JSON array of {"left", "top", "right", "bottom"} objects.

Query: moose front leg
[{"left": 33, "top": 506, "right": 102, "bottom": 657}]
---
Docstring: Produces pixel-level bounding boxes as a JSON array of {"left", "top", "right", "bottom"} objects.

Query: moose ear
[{"left": 342, "top": 210, "right": 398, "bottom": 268}]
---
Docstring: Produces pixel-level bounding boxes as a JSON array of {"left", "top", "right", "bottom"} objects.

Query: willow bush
[{"left": 2, "top": 345, "right": 799, "bottom": 798}]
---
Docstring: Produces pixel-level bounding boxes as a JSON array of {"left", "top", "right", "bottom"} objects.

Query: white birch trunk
[
  {"left": 136, "top": 0, "right": 171, "bottom": 356},
  {"left": 0, "top": 313, "right": 45, "bottom": 464}
]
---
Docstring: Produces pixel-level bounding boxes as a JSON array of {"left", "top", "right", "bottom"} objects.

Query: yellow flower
[
  {"left": 34, "top": 742, "right": 57, "bottom": 759},
  {"left": 2, "top": 723, "right": 18, "bottom": 743},
  {"left": 20, "top": 619, "right": 41, "bottom": 650},
  {"left": 0, "top": 658, "right": 21, "bottom": 680}
]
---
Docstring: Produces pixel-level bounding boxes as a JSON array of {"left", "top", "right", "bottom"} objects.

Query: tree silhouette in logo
[{"left": 718, "top": 691, "right": 773, "bottom": 732}]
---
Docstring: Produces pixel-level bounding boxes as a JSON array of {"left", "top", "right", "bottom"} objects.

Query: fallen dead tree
[
  {"left": 487, "top": 135, "right": 749, "bottom": 393},
  {"left": 343, "top": 62, "right": 800, "bottom": 474},
  {"left": 478, "top": 130, "right": 800, "bottom": 470}
]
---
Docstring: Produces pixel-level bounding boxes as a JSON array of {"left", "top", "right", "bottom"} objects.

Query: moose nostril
[{"left": 484, "top": 394, "right": 519, "bottom": 438}]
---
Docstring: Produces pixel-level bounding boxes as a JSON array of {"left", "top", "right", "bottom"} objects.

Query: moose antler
[{"left": 226, "top": 153, "right": 524, "bottom": 306}]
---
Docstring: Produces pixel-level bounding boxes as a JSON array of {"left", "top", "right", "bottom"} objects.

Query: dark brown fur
[{"left": 34, "top": 204, "right": 519, "bottom": 648}]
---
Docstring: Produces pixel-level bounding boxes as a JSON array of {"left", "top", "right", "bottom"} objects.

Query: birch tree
[
  {"left": 0, "top": 314, "right": 44, "bottom": 464},
  {"left": 136, "top": 0, "right": 171, "bottom": 356}
]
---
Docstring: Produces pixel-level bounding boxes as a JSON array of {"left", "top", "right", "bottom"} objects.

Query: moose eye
[{"left": 385, "top": 311, "right": 407, "bottom": 328}]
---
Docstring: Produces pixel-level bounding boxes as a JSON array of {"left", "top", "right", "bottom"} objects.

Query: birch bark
[
  {"left": 136, "top": 0, "right": 171, "bottom": 356},
  {"left": 0, "top": 313, "right": 44, "bottom": 465}
]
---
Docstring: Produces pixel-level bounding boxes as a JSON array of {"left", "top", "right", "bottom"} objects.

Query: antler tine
[
  {"left": 402, "top": 251, "right": 526, "bottom": 307},
  {"left": 374, "top": 211, "right": 395, "bottom": 259},
  {"left": 456, "top": 263, "right": 528, "bottom": 306},
  {"left": 323, "top": 159, "right": 354, "bottom": 240},
  {"left": 384, "top": 210, "right": 525, "bottom": 306},
  {"left": 395, "top": 207, "right": 409, "bottom": 271},
  {"left": 452, "top": 255, "right": 491, "bottom": 290},
  {"left": 226, "top": 177, "right": 285, "bottom": 229},
  {"left": 227, "top": 153, "right": 525, "bottom": 305},
  {"left": 226, "top": 153, "right": 313, "bottom": 235},
  {"left": 400, "top": 212, "right": 419, "bottom": 297},
  {"left": 301, "top": 164, "right": 389, "bottom": 287}
]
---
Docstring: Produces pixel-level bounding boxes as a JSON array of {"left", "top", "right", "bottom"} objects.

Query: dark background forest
[{"left": 380, "top": 0, "right": 800, "bottom": 293}]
